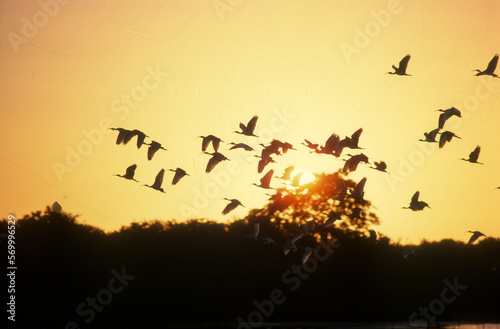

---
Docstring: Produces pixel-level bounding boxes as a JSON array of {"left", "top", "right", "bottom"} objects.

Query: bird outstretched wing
[
  {"left": 291, "top": 172, "right": 303, "bottom": 187},
  {"left": 439, "top": 133, "right": 448, "bottom": 148},
  {"left": 429, "top": 128, "right": 440, "bottom": 140},
  {"left": 468, "top": 231, "right": 485, "bottom": 245},
  {"left": 438, "top": 113, "right": 447, "bottom": 129},
  {"left": 450, "top": 107, "right": 461, "bottom": 117},
  {"left": 153, "top": 169, "right": 165, "bottom": 189},
  {"left": 324, "top": 133, "right": 340, "bottom": 151},
  {"left": 147, "top": 143, "right": 159, "bottom": 160},
  {"left": 206, "top": 157, "right": 220, "bottom": 173},
  {"left": 115, "top": 129, "right": 129, "bottom": 144},
  {"left": 411, "top": 191, "right": 420, "bottom": 204},
  {"left": 351, "top": 128, "right": 363, "bottom": 146},
  {"left": 246, "top": 116, "right": 258, "bottom": 135},
  {"left": 486, "top": 54, "right": 499, "bottom": 74},
  {"left": 261, "top": 169, "right": 274, "bottom": 188},
  {"left": 375, "top": 161, "right": 387, "bottom": 171},
  {"left": 125, "top": 164, "right": 137, "bottom": 178},
  {"left": 354, "top": 177, "right": 367, "bottom": 196},
  {"left": 469, "top": 146, "right": 480, "bottom": 162},
  {"left": 399, "top": 54, "right": 411, "bottom": 72},
  {"left": 245, "top": 223, "right": 259, "bottom": 238},
  {"left": 201, "top": 137, "right": 211, "bottom": 152},
  {"left": 172, "top": 168, "right": 187, "bottom": 185},
  {"left": 222, "top": 199, "right": 243, "bottom": 215}
]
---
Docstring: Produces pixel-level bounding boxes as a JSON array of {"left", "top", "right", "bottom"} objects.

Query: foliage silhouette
[
  {"left": 243, "top": 170, "right": 380, "bottom": 247},
  {"left": 1, "top": 181, "right": 499, "bottom": 328}
]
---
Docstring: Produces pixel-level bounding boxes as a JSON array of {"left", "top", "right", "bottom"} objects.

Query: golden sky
[{"left": 1, "top": 0, "right": 500, "bottom": 244}]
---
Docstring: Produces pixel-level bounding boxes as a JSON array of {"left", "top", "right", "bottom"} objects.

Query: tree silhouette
[
  {"left": 243, "top": 170, "right": 380, "bottom": 244},
  {"left": 1, "top": 204, "right": 500, "bottom": 327}
]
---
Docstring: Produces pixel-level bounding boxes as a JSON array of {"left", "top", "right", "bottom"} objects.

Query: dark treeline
[{"left": 2, "top": 172, "right": 500, "bottom": 328}]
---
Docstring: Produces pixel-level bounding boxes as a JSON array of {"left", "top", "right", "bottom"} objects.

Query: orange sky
[{"left": 1, "top": 0, "right": 500, "bottom": 244}]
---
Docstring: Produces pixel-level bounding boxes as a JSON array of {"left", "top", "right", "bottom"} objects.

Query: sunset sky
[{"left": 1, "top": 0, "right": 500, "bottom": 244}]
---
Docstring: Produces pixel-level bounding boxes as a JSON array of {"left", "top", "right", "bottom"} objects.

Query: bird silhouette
[
  {"left": 438, "top": 131, "right": 461, "bottom": 148},
  {"left": 282, "top": 241, "right": 298, "bottom": 255},
  {"left": 267, "top": 190, "right": 283, "bottom": 201},
  {"left": 255, "top": 151, "right": 275, "bottom": 173},
  {"left": 264, "top": 139, "right": 296, "bottom": 155},
  {"left": 204, "top": 152, "right": 229, "bottom": 173},
  {"left": 145, "top": 141, "right": 167, "bottom": 160},
  {"left": 343, "top": 153, "right": 369, "bottom": 173},
  {"left": 474, "top": 54, "right": 499, "bottom": 78},
  {"left": 143, "top": 169, "right": 165, "bottom": 193},
  {"left": 227, "top": 142, "right": 254, "bottom": 151},
  {"left": 349, "top": 177, "right": 367, "bottom": 201},
  {"left": 259, "top": 236, "right": 276, "bottom": 245},
  {"left": 114, "top": 164, "right": 139, "bottom": 182},
  {"left": 299, "top": 220, "right": 316, "bottom": 233},
  {"left": 317, "top": 133, "right": 340, "bottom": 155},
  {"left": 342, "top": 128, "right": 364, "bottom": 150},
  {"left": 332, "top": 181, "right": 348, "bottom": 201},
  {"left": 290, "top": 232, "right": 305, "bottom": 244},
  {"left": 222, "top": 198, "right": 244, "bottom": 215},
  {"left": 301, "top": 247, "right": 314, "bottom": 264},
  {"left": 259, "top": 141, "right": 282, "bottom": 156},
  {"left": 123, "top": 129, "right": 148, "bottom": 149},
  {"left": 403, "top": 191, "right": 430, "bottom": 211},
  {"left": 279, "top": 141, "right": 296, "bottom": 154},
  {"left": 323, "top": 211, "right": 341, "bottom": 228},
  {"left": 109, "top": 127, "right": 130, "bottom": 145},
  {"left": 169, "top": 168, "right": 189, "bottom": 185},
  {"left": 253, "top": 169, "right": 274, "bottom": 189},
  {"left": 51, "top": 201, "right": 62, "bottom": 213},
  {"left": 419, "top": 128, "right": 441, "bottom": 143},
  {"left": 234, "top": 115, "right": 259, "bottom": 137},
  {"left": 467, "top": 230, "right": 486, "bottom": 245},
  {"left": 198, "top": 135, "right": 223, "bottom": 152},
  {"left": 302, "top": 139, "right": 319, "bottom": 152},
  {"left": 387, "top": 54, "right": 411, "bottom": 76},
  {"left": 371, "top": 161, "right": 388, "bottom": 173},
  {"left": 437, "top": 107, "right": 461, "bottom": 129},
  {"left": 403, "top": 248, "right": 416, "bottom": 259},
  {"left": 276, "top": 166, "right": 295, "bottom": 180},
  {"left": 461, "top": 146, "right": 482, "bottom": 164},
  {"left": 245, "top": 223, "right": 259, "bottom": 239},
  {"left": 291, "top": 172, "right": 303, "bottom": 187}
]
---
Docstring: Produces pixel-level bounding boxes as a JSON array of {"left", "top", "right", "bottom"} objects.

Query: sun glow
[{"left": 290, "top": 169, "right": 316, "bottom": 187}]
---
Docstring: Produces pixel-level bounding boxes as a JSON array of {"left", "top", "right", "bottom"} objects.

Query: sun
[{"left": 290, "top": 169, "right": 316, "bottom": 186}]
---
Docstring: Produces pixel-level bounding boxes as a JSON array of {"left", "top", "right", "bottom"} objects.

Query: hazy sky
[{"left": 1, "top": 0, "right": 500, "bottom": 244}]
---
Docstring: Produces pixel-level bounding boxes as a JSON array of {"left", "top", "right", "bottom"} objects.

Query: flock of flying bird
[
  {"left": 110, "top": 127, "right": 189, "bottom": 191},
  {"left": 108, "top": 53, "right": 499, "bottom": 262},
  {"left": 384, "top": 53, "right": 498, "bottom": 246}
]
